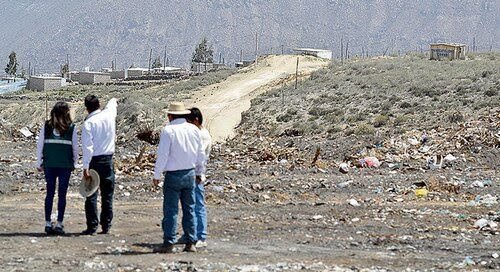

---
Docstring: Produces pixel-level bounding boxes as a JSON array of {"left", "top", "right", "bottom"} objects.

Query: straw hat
[
  {"left": 79, "top": 169, "right": 100, "bottom": 197},
  {"left": 166, "top": 102, "right": 191, "bottom": 115}
]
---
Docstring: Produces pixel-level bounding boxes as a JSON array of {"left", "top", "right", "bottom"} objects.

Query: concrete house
[
  {"left": 127, "top": 68, "right": 149, "bottom": 78},
  {"left": 27, "top": 76, "right": 65, "bottom": 91},
  {"left": 111, "top": 70, "right": 127, "bottom": 80},
  {"left": 430, "top": 43, "right": 466, "bottom": 60},
  {"left": 293, "top": 48, "right": 333, "bottom": 60},
  {"left": 78, "top": 72, "right": 111, "bottom": 85}
]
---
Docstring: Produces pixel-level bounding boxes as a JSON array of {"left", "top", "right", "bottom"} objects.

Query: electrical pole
[
  {"left": 164, "top": 45, "right": 167, "bottom": 71},
  {"left": 340, "top": 38, "right": 344, "bottom": 64},
  {"left": 148, "top": 48, "right": 153, "bottom": 75},
  {"left": 294, "top": 57, "right": 299, "bottom": 89},
  {"left": 255, "top": 32, "right": 259, "bottom": 65}
]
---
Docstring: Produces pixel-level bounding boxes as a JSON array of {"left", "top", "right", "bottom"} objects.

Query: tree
[
  {"left": 61, "top": 63, "right": 69, "bottom": 77},
  {"left": 192, "top": 37, "right": 213, "bottom": 63},
  {"left": 152, "top": 56, "right": 162, "bottom": 68},
  {"left": 5, "top": 51, "right": 18, "bottom": 81}
]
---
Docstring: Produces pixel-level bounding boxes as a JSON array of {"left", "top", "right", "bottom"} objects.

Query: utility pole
[
  {"left": 340, "top": 38, "right": 344, "bottom": 64},
  {"left": 219, "top": 52, "right": 222, "bottom": 64},
  {"left": 163, "top": 45, "right": 167, "bottom": 70},
  {"left": 240, "top": 49, "right": 243, "bottom": 62},
  {"left": 281, "top": 45, "right": 284, "bottom": 55},
  {"left": 294, "top": 57, "right": 299, "bottom": 89},
  {"left": 28, "top": 62, "right": 31, "bottom": 76},
  {"left": 255, "top": 32, "right": 259, "bottom": 65},
  {"left": 148, "top": 48, "right": 153, "bottom": 75},
  {"left": 345, "top": 40, "right": 349, "bottom": 60}
]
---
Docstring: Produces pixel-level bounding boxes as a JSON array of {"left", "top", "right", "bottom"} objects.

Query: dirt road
[{"left": 190, "top": 55, "right": 328, "bottom": 142}]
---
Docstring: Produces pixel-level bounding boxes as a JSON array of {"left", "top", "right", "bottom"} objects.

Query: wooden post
[
  {"left": 281, "top": 45, "right": 284, "bottom": 55},
  {"left": 294, "top": 57, "right": 299, "bottom": 89}
]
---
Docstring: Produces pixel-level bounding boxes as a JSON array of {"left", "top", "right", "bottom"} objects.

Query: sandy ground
[{"left": 190, "top": 55, "right": 328, "bottom": 142}]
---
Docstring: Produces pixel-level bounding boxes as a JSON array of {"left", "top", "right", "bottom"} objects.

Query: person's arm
[
  {"left": 36, "top": 125, "right": 45, "bottom": 171},
  {"left": 195, "top": 130, "right": 206, "bottom": 180},
  {"left": 103, "top": 98, "right": 118, "bottom": 118},
  {"left": 153, "top": 129, "right": 171, "bottom": 185},
  {"left": 72, "top": 126, "right": 79, "bottom": 169},
  {"left": 81, "top": 121, "right": 94, "bottom": 170}
]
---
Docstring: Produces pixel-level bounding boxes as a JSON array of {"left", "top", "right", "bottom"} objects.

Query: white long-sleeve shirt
[
  {"left": 36, "top": 125, "right": 78, "bottom": 168},
  {"left": 199, "top": 127, "right": 212, "bottom": 181},
  {"left": 82, "top": 98, "right": 117, "bottom": 169},
  {"left": 153, "top": 118, "right": 206, "bottom": 180}
]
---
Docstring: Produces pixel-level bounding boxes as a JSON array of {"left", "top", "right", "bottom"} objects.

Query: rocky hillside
[{"left": 1, "top": 0, "right": 498, "bottom": 72}]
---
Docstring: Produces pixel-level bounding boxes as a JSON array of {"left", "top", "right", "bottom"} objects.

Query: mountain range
[{"left": 0, "top": 0, "right": 498, "bottom": 73}]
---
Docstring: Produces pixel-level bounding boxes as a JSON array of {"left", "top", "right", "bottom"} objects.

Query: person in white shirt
[
  {"left": 177, "top": 107, "right": 211, "bottom": 248},
  {"left": 152, "top": 102, "right": 206, "bottom": 254},
  {"left": 81, "top": 95, "right": 118, "bottom": 235}
]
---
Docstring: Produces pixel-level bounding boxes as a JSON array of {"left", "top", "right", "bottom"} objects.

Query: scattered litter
[{"left": 19, "top": 127, "right": 33, "bottom": 138}]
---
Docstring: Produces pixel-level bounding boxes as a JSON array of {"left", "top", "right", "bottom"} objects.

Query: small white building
[
  {"left": 293, "top": 48, "right": 333, "bottom": 60},
  {"left": 78, "top": 72, "right": 111, "bottom": 85},
  {"left": 27, "top": 76, "right": 65, "bottom": 91},
  {"left": 153, "top": 66, "right": 183, "bottom": 74},
  {"left": 127, "top": 67, "right": 149, "bottom": 78}
]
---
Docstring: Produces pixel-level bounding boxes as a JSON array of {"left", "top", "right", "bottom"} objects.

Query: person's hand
[
  {"left": 83, "top": 169, "right": 91, "bottom": 181},
  {"left": 37, "top": 167, "right": 43, "bottom": 172},
  {"left": 196, "top": 176, "right": 203, "bottom": 184},
  {"left": 153, "top": 179, "right": 160, "bottom": 188}
]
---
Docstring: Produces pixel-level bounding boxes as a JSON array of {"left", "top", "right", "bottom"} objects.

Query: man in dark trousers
[{"left": 81, "top": 95, "right": 118, "bottom": 235}]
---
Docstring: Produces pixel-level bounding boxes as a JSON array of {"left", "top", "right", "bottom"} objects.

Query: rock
[
  {"left": 348, "top": 199, "right": 360, "bottom": 207},
  {"left": 339, "top": 163, "right": 349, "bottom": 173},
  {"left": 311, "top": 215, "right": 324, "bottom": 220}
]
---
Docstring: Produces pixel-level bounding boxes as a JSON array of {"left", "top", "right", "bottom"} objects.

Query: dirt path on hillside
[{"left": 189, "top": 55, "right": 328, "bottom": 142}]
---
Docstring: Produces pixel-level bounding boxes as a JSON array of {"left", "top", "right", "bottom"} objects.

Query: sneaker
[
  {"left": 45, "top": 226, "right": 55, "bottom": 235},
  {"left": 154, "top": 244, "right": 174, "bottom": 254},
  {"left": 183, "top": 243, "right": 197, "bottom": 252},
  {"left": 175, "top": 236, "right": 188, "bottom": 245},
  {"left": 54, "top": 225, "right": 65, "bottom": 236},
  {"left": 81, "top": 229, "right": 97, "bottom": 236},
  {"left": 195, "top": 240, "right": 207, "bottom": 248}
]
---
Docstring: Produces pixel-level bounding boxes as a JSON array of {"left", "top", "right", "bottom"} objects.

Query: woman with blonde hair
[{"left": 36, "top": 101, "right": 78, "bottom": 235}]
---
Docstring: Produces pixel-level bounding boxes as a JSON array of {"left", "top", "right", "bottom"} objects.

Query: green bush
[{"left": 372, "top": 114, "right": 389, "bottom": 127}]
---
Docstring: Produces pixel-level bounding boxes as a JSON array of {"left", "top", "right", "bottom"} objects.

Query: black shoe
[
  {"left": 183, "top": 243, "right": 197, "bottom": 252},
  {"left": 45, "top": 226, "right": 55, "bottom": 235},
  {"left": 81, "top": 229, "right": 97, "bottom": 236},
  {"left": 54, "top": 225, "right": 65, "bottom": 236},
  {"left": 154, "top": 244, "right": 174, "bottom": 254},
  {"left": 99, "top": 228, "right": 110, "bottom": 235}
]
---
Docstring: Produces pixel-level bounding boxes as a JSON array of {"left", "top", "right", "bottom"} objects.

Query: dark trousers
[
  {"left": 85, "top": 155, "right": 115, "bottom": 231},
  {"left": 44, "top": 167, "right": 72, "bottom": 222}
]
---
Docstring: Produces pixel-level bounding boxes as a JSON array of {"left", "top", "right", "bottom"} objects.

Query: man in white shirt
[
  {"left": 81, "top": 95, "right": 118, "bottom": 235},
  {"left": 153, "top": 102, "right": 205, "bottom": 254}
]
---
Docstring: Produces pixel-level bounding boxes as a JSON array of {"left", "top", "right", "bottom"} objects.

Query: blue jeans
[
  {"left": 44, "top": 167, "right": 72, "bottom": 222},
  {"left": 162, "top": 169, "right": 196, "bottom": 245},
  {"left": 181, "top": 183, "right": 207, "bottom": 241}
]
